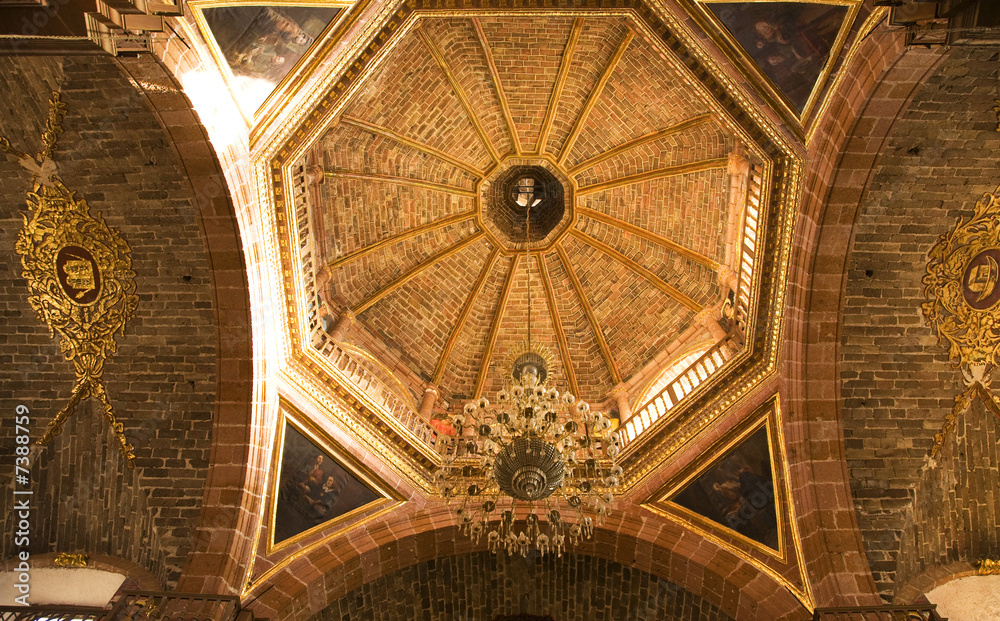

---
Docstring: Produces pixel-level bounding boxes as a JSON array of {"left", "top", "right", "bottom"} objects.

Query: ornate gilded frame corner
[
  {"left": 681, "top": 0, "right": 865, "bottom": 143},
  {"left": 53, "top": 552, "right": 90, "bottom": 568},
  {"left": 641, "top": 394, "right": 814, "bottom": 612},
  {"left": 244, "top": 396, "right": 406, "bottom": 595},
  {"left": 188, "top": 0, "right": 358, "bottom": 128}
]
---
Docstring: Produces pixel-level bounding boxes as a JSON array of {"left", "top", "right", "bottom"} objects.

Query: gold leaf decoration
[
  {"left": 2, "top": 91, "right": 139, "bottom": 466},
  {"left": 922, "top": 187, "right": 1000, "bottom": 382},
  {"left": 922, "top": 186, "right": 1000, "bottom": 458},
  {"left": 53, "top": 552, "right": 90, "bottom": 568}
]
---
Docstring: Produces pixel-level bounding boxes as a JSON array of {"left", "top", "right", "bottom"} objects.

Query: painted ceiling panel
[
  {"left": 201, "top": 5, "right": 341, "bottom": 112},
  {"left": 706, "top": 1, "right": 849, "bottom": 113}
]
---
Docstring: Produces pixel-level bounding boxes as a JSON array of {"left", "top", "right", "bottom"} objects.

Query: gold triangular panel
[
  {"left": 195, "top": 3, "right": 343, "bottom": 114},
  {"left": 700, "top": 1, "right": 853, "bottom": 117},
  {"left": 272, "top": 421, "right": 381, "bottom": 545},
  {"left": 642, "top": 396, "right": 813, "bottom": 611},
  {"left": 257, "top": 398, "right": 405, "bottom": 557},
  {"left": 670, "top": 424, "right": 779, "bottom": 552},
  {"left": 244, "top": 399, "right": 406, "bottom": 595}
]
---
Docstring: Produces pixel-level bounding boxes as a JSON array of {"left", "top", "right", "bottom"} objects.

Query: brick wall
[
  {"left": 0, "top": 55, "right": 218, "bottom": 587},
  {"left": 840, "top": 46, "right": 1000, "bottom": 598},
  {"left": 311, "top": 551, "right": 735, "bottom": 621},
  {"left": 895, "top": 398, "right": 1000, "bottom": 595}
]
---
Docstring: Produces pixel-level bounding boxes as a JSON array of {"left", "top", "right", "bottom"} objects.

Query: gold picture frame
[
  {"left": 262, "top": 398, "right": 405, "bottom": 557},
  {"left": 684, "top": 0, "right": 863, "bottom": 140},
  {"left": 642, "top": 394, "right": 813, "bottom": 611},
  {"left": 188, "top": 0, "right": 354, "bottom": 125}
]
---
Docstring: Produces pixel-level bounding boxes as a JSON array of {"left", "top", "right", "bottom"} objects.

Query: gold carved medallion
[
  {"left": 922, "top": 186, "right": 1000, "bottom": 456},
  {"left": 2, "top": 92, "right": 139, "bottom": 466}
]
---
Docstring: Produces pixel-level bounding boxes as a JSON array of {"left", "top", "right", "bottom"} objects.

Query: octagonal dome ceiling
[{"left": 306, "top": 14, "right": 744, "bottom": 415}]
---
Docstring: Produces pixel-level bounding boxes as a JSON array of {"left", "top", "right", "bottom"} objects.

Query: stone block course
[
  {"left": 311, "top": 552, "right": 735, "bottom": 621},
  {"left": 840, "top": 45, "right": 1000, "bottom": 598}
]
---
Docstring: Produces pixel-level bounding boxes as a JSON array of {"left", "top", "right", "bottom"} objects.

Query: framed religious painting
[
  {"left": 680, "top": 0, "right": 867, "bottom": 140},
  {"left": 189, "top": 0, "right": 353, "bottom": 122},
  {"left": 643, "top": 395, "right": 813, "bottom": 610},
  {"left": 264, "top": 398, "right": 403, "bottom": 553}
]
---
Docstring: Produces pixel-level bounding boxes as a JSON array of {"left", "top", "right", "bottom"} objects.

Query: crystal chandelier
[{"left": 435, "top": 192, "right": 622, "bottom": 557}]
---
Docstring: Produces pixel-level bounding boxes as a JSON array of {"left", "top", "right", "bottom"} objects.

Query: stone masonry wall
[
  {"left": 312, "top": 551, "right": 736, "bottom": 621},
  {"left": 840, "top": 46, "right": 1000, "bottom": 598},
  {"left": 0, "top": 55, "right": 217, "bottom": 587}
]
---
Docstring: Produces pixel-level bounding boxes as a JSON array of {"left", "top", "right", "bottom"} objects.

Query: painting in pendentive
[
  {"left": 273, "top": 423, "right": 379, "bottom": 544},
  {"left": 201, "top": 5, "right": 342, "bottom": 110},
  {"left": 671, "top": 426, "right": 778, "bottom": 550},
  {"left": 706, "top": 2, "right": 849, "bottom": 113}
]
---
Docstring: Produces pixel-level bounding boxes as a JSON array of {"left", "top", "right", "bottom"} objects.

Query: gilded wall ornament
[
  {"left": 922, "top": 186, "right": 1000, "bottom": 457},
  {"left": 1, "top": 91, "right": 139, "bottom": 466},
  {"left": 53, "top": 552, "right": 90, "bottom": 568},
  {"left": 977, "top": 559, "right": 1000, "bottom": 575}
]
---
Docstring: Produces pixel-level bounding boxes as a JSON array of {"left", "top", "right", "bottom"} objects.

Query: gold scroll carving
[
  {"left": 53, "top": 552, "right": 90, "bottom": 568},
  {"left": 922, "top": 186, "right": 1000, "bottom": 457},
  {"left": 1, "top": 91, "right": 138, "bottom": 466}
]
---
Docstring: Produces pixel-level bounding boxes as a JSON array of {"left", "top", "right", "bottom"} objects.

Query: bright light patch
[{"left": 177, "top": 70, "right": 249, "bottom": 149}]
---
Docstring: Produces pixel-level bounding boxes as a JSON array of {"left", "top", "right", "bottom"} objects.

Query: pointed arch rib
[
  {"left": 471, "top": 18, "right": 522, "bottom": 156},
  {"left": 474, "top": 253, "right": 521, "bottom": 398},
  {"left": 536, "top": 17, "right": 585, "bottom": 155},
  {"left": 575, "top": 157, "right": 729, "bottom": 196},
  {"left": 555, "top": 242, "right": 621, "bottom": 386},
  {"left": 567, "top": 113, "right": 714, "bottom": 175},
  {"left": 568, "top": 229, "right": 703, "bottom": 313},
  {"left": 418, "top": 27, "right": 501, "bottom": 164},
  {"left": 325, "top": 211, "right": 476, "bottom": 273},
  {"left": 340, "top": 115, "right": 485, "bottom": 178},
  {"left": 577, "top": 207, "right": 719, "bottom": 270},
  {"left": 537, "top": 251, "right": 580, "bottom": 398},
  {"left": 557, "top": 29, "right": 634, "bottom": 166},
  {"left": 324, "top": 170, "right": 476, "bottom": 197},
  {"left": 433, "top": 246, "right": 501, "bottom": 384},
  {"left": 352, "top": 232, "right": 485, "bottom": 315}
]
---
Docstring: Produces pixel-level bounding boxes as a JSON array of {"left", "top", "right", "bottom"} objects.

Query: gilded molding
[
  {"left": 641, "top": 395, "right": 814, "bottom": 612},
  {"left": 254, "top": 400, "right": 405, "bottom": 564},
  {"left": 2, "top": 92, "right": 138, "bottom": 466},
  {"left": 923, "top": 186, "right": 1000, "bottom": 382},
  {"left": 977, "top": 559, "right": 1000, "bottom": 575},
  {"left": 680, "top": 0, "right": 863, "bottom": 142}
]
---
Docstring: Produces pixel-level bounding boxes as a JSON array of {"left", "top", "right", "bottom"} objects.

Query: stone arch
[
  {"left": 313, "top": 550, "right": 737, "bottom": 620},
  {"left": 0, "top": 52, "right": 251, "bottom": 589},
  {"left": 836, "top": 43, "right": 1000, "bottom": 599},
  {"left": 780, "top": 22, "right": 946, "bottom": 607},
  {"left": 245, "top": 506, "right": 808, "bottom": 621},
  {"left": 894, "top": 560, "right": 979, "bottom": 605},
  {"left": 109, "top": 54, "right": 256, "bottom": 595}
]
